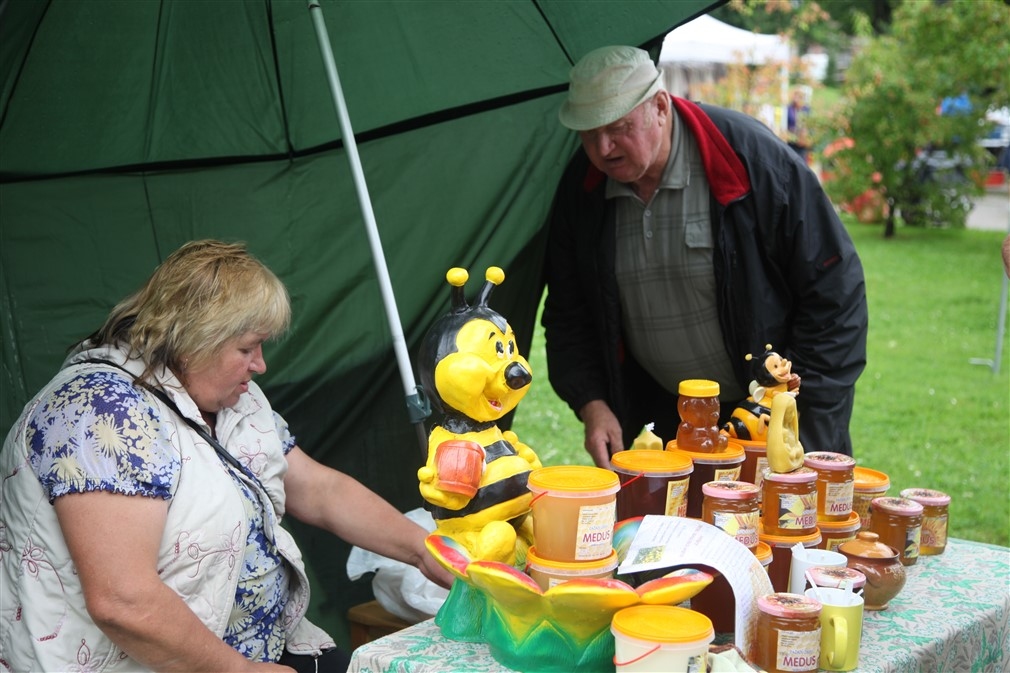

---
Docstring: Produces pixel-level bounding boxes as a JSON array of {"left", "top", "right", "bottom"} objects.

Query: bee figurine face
[{"left": 419, "top": 267, "right": 532, "bottom": 422}]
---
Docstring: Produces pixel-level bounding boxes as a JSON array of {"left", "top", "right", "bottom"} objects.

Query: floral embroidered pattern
[{"left": 25, "top": 370, "right": 293, "bottom": 662}]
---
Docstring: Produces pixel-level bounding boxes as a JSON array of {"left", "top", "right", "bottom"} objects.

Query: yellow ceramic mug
[{"left": 805, "top": 587, "right": 863, "bottom": 671}]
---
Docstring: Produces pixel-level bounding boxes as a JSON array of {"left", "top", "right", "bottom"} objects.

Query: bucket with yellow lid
[
  {"left": 611, "top": 605, "right": 714, "bottom": 672},
  {"left": 527, "top": 465, "right": 619, "bottom": 562}
]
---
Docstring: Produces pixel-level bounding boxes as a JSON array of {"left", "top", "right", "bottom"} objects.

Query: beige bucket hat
[{"left": 559, "top": 45, "right": 665, "bottom": 131}]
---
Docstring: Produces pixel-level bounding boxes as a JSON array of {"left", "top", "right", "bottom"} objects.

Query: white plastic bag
[{"left": 345, "top": 507, "right": 449, "bottom": 623}]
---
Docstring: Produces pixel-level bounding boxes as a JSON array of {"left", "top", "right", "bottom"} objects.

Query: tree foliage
[{"left": 823, "top": 0, "right": 1010, "bottom": 235}]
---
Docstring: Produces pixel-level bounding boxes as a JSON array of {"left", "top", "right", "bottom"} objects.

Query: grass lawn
[{"left": 512, "top": 219, "right": 1010, "bottom": 547}]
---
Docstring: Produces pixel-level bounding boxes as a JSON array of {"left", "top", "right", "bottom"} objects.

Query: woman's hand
[{"left": 285, "top": 446, "right": 454, "bottom": 590}]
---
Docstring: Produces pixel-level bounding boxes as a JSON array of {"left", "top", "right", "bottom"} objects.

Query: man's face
[{"left": 578, "top": 95, "right": 667, "bottom": 185}]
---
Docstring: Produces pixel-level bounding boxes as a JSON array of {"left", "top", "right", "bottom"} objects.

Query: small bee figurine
[
  {"left": 723, "top": 345, "right": 804, "bottom": 472},
  {"left": 416, "top": 267, "right": 541, "bottom": 565}
]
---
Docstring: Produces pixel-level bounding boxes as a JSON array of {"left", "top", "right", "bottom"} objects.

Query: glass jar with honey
[
  {"left": 869, "top": 496, "right": 923, "bottom": 566},
  {"left": 752, "top": 593, "right": 822, "bottom": 673},
  {"left": 761, "top": 467, "right": 818, "bottom": 537},
  {"left": 803, "top": 451, "right": 855, "bottom": 522},
  {"left": 676, "top": 379, "right": 728, "bottom": 453},
  {"left": 701, "top": 480, "right": 760, "bottom": 551},
  {"left": 899, "top": 488, "right": 950, "bottom": 555}
]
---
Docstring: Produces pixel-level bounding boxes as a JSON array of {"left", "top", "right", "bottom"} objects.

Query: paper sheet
[{"left": 617, "top": 515, "right": 773, "bottom": 653}]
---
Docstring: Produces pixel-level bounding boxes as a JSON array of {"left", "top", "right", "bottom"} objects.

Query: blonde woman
[{"left": 0, "top": 240, "right": 451, "bottom": 673}]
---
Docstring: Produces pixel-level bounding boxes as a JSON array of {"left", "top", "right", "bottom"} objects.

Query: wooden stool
[{"left": 347, "top": 600, "right": 416, "bottom": 649}]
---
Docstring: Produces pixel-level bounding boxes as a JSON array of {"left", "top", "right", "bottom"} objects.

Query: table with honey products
[{"left": 347, "top": 537, "right": 1009, "bottom": 673}]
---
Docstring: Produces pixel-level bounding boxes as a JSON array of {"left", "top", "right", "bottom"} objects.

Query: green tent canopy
[{"left": 0, "top": 0, "right": 720, "bottom": 646}]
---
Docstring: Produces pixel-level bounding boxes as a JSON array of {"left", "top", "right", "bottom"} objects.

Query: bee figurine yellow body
[{"left": 417, "top": 267, "right": 541, "bottom": 565}]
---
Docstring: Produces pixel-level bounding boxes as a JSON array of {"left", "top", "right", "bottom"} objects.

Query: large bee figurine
[{"left": 416, "top": 267, "right": 541, "bottom": 565}]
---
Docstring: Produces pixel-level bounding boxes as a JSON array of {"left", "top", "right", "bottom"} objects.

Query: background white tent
[{"left": 659, "top": 14, "right": 791, "bottom": 130}]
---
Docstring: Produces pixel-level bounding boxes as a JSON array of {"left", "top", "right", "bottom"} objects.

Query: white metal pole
[{"left": 307, "top": 1, "right": 430, "bottom": 435}]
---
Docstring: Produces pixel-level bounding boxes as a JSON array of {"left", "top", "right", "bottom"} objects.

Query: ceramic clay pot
[{"left": 838, "top": 531, "right": 906, "bottom": 610}]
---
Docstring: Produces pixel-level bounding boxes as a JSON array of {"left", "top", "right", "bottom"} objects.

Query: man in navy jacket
[{"left": 543, "top": 46, "right": 867, "bottom": 467}]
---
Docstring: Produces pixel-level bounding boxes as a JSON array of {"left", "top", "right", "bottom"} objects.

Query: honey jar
[
  {"left": 816, "top": 511, "right": 861, "bottom": 552},
  {"left": 752, "top": 593, "right": 822, "bottom": 673},
  {"left": 869, "top": 496, "right": 923, "bottom": 566},
  {"left": 803, "top": 451, "right": 855, "bottom": 522},
  {"left": 900, "top": 488, "right": 951, "bottom": 555},
  {"left": 666, "top": 442, "right": 744, "bottom": 519},
  {"left": 761, "top": 467, "right": 818, "bottom": 537},
  {"left": 689, "top": 541, "right": 772, "bottom": 634},
  {"left": 701, "top": 480, "right": 761, "bottom": 550},
  {"left": 525, "top": 547, "right": 618, "bottom": 591},
  {"left": 611, "top": 449, "right": 693, "bottom": 521},
  {"left": 760, "top": 528, "right": 822, "bottom": 593},
  {"left": 676, "top": 379, "right": 728, "bottom": 453},
  {"left": 853, "top": 467, "right": 890, "bottom": 530},
  {"left": 737, "top": 438, "right": 769, "bottom": 497}
]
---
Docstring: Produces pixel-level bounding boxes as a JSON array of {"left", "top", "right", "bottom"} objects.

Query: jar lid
[
  {"left": 757, "top": 593, "right": 822, "bottom": 618},
  {"left": 838, "top": 531, "right": 898, "bottom": 559},
  {"left": 527, "top": 465, "right": 620, "bottom": 496},
  {"left": 758, "top": 527, "right": 822, "bottom": 547},
  {"left": 900, "top": 488, "right": 951, "bottom": 507},
  {"left": 754, "top": 541, "right": 773, "bottom": 565},
  {"left": 666, "top": 443, "right": 745, "bottom": 462},
  {"left": 870, "top": 496, "right": 924, "bottom": 516},
  {"left": 526, "top": 547, "right": 618, "bottom": 573},
  {"left": 702, "top": 480, "right": 759, "bottom": 499},
  {"left": 816, "top": 511, "right": 861, "bottom": 532},
  {"left": 678, "top": 378, "right": 720, "bottom": 397},
  {"left": 763, "top": 466, "right": 817, "bottom": 483},
  {"left": 808, "top": 565, "right": 866, "bottom": 589},
  {"left": 611, "top": 605, "right": 714, "bottom": 643},
  {"left": 611, "top": 449, "right": 693, "bottom": 474},
  {"left": 853, "top": 466, "right": 890, "bottom": 490},
  {"left": 803, "top": 451, "right": 856, "bottom": 471}
]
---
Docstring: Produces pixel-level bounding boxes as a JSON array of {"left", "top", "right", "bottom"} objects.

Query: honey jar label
[
  {"left": 713, "top": 510, "right": 759, "bottom": 548},
  {"left": 922, "top": 515, "right": 948, "bottom": 548},
  {"left": 776, "top": 628, "right": 821, "bottom": 672},
  {"left": 824, "top": 481, "right": 854, "bottom": 516},
  {"left": 664, "top": 478, "right": 690, "bottom": 517},
  {"left": 776, "top": 493, "right": 817, "bottom": 530},
  {"left": 574, "top": 502, "right": 616, "bottom": 560},
  {"left": 754, "top": 457, "right": 768, "bottom": 490},
  {"left": 713, "top": 466, "right": 742, "bottom": 481},
  {"left": 904, "top": 524, "right": 922, "bottom": 560},
  {"left": 824, "top": 534, "right": 855, "bottom": 552}
]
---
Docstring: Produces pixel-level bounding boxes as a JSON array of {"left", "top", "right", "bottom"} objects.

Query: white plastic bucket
[{"left": 611, "top": 605, "right": 713, "bottom": 672}]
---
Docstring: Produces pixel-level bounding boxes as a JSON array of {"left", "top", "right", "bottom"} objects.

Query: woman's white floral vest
[{"left": 0, "top": 345, "right": 333, "bottom": 672}]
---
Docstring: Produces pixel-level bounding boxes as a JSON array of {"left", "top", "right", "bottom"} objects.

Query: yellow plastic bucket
[
  {"left": 527, "top": 466, "right": 620, "bottom": 562},
  {"left": 525, "top": 546, "right": 618, "bottom": 591}
]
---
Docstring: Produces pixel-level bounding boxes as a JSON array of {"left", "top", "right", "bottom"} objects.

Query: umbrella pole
[{"left": 307, "top": 1, "right": 430, "bottom": 457}]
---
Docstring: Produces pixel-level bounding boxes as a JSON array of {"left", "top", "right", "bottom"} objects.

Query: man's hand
[{"left": 579, "top": 400, "right": 623, "bottom": 468}]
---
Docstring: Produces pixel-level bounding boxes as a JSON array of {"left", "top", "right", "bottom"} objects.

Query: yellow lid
[
  {"left": 611, "top": 605, "right": 713, "bottom": 643},
  {"left": 666, "top": 441, "right": 744, "bottom": 462},
  {"left": 758, "top": 527, "right": 822, "bottom": 547},
  {"left": 611, "top": 450, "right": 693, "bottom": 474},
  {"left": 754, "top": 541, "right": 773, "bottom": 565},
  {"left": 678, "top": 379, "right": 720, "bottom": 397},
  {"left": 854, "top": 466, "right": 890, "bottom": 491},
  {"left": 817, "top": 511, "right": 861, "bottom": 531},
  {"left": 527, "top": 465, "right": 620, "bottom": 495}
]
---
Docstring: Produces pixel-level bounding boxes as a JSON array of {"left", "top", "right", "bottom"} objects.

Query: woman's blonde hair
[{"left": 89, "top": 240, "right": 290, "bottom": 380}]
